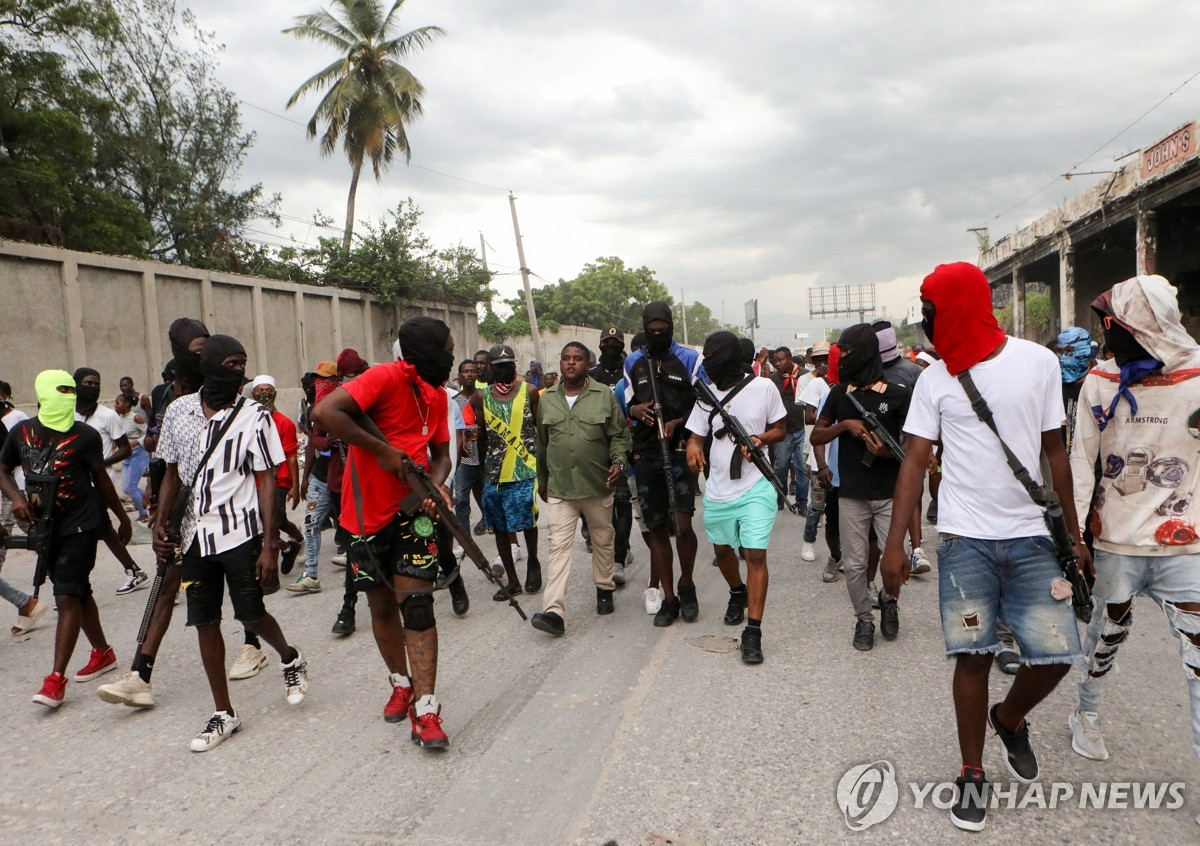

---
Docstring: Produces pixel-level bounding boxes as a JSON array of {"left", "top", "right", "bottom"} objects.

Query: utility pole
[
  {"left": 680, "top": 286, "right": 688, "bottom": 345},
  {"left": 478, "top": 231, "right": 488, "bottom": 271},
  {"left": 508, "top": 192, "right": 544, "bottom": 366}
]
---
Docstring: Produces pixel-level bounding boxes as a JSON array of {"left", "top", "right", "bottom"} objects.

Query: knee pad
[{"left": 400, "top": 593, "right": 436, "bottom": 631}]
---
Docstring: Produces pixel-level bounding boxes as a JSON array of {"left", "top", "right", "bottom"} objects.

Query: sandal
[{"left": 11, "top": 597, "right": 50, "bottom": 636}]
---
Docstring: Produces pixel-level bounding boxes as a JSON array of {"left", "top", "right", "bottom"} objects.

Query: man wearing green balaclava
[{"left": 0, "top": 369, "right": 132, "bottom": 709}]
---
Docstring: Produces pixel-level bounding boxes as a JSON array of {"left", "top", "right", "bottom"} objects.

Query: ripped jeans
[{"left": 1078, "top": 549, "right": 1200, "bottom": 758}]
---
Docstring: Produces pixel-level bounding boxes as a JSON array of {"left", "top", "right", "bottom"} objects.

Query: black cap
[
  {"left": 599, "top": 326, "right": 625, "bottom": 344},
  {"left": 488, "top": 344, "right": 516, "bottom": 364}
]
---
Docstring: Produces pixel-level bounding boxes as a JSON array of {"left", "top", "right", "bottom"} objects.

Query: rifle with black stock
[
  {"left": 644, "top": 354, "right": 680, "bottom": 536},
  {"left": 693, "top": 378, "right": 802, "bottom": 514},
  {"left": 3, "top": 470, "right": 57, "bottom": 598},
  {"left": 844, "top": 388, "right": 906, "bottom": 465}
]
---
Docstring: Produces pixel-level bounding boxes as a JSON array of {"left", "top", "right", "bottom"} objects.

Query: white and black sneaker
[
  {"left": 116, "top": 570, "right": 149, "bottom": 595},
  {"left": 951, "top": 767, "right": 989, "bottom": 831},
  {"left": 190, "top": 710, "right": 240, "bottom": 752},
  {"left": 282, "top": 649, "right": 309, "bottom": 705},
  {"left": 989, "top": 703, "right": 1039, "bottom": 782}
]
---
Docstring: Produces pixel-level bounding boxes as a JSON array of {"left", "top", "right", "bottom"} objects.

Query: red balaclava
[
  {"left": 920, "top": 262, "right": 1006, "bottom": 375},
  {"left": 826, "top": 343, "right": 841, "bottom": 386}
]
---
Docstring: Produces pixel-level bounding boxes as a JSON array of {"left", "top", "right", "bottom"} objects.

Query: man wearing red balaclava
[{"left": 880, "top": 262, "right": 1086, "bottom": 832}]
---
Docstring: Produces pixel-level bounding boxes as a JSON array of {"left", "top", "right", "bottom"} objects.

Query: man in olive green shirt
[{"left": 532, "top": 341, "right": 632, "bottom": 636}]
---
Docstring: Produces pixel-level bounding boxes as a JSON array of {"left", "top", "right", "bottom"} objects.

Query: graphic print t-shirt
[
  {"left": 821, "top": 382, "right": 909, "bottom": 500},
  {"left": 0, "top": 419, "right": 104, "bottom": 537}
]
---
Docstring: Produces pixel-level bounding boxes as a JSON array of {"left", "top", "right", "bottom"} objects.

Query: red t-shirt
[
  {"left": 339, "top": 363, "right": 450, "bottom": 534},
  {"left": 272, "top": 410, "right": 299, "bottom": 490}
]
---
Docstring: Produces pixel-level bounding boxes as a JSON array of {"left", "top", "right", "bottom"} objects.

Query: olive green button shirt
[{"left": 536, "top": 377, "right": 632, "bottom": 500}]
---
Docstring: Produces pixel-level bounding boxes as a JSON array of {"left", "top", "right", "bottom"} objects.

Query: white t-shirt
[
  {"left": 903, "top": 338, "right": 1063, "bottom": 540},
  {"left": 2, "top": 408, "right": 28, "bottom": 487},
  {"left": 686, "top": 378, "right": 787, "bottom": 502},
  {"left": 800, "top": 376, "right": 832, "bottom": 472},
  {"left": 446, "top": 388, "right": 466, "bottom": 480},
  {"left": 76, "top": 405, "right": 126, "bottom": 460}
]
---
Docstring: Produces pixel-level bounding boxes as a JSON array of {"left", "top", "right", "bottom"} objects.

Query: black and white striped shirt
[{"left": 157, "top": 394, "right": 284, "bottom": 556}]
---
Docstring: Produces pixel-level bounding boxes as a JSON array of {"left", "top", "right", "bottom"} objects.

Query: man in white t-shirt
[
  {"left": 881, "top": 262, "right": 1085, "bottom": 833},
  {"left": 686, "top": 332, "right": 787, "bottom": 664}
]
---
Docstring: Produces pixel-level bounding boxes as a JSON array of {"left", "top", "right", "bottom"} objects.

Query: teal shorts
[{"left": 702, "top": 476, "right": 778, "bottom": 550}]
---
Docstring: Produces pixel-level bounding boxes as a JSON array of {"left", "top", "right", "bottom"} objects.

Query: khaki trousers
[{"left": 543, "top": 493, "right": 616, "bottom": 619}]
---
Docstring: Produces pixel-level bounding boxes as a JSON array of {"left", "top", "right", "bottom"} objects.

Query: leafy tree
[
  {"left": 672, "top": 299, "right": 722, "bottom": 346},
  {"left": 509, "top": 256, "right": 672, "bottom": 334},
  {"left": 284, "top": 0, "right": 443, "bottom": 250}
]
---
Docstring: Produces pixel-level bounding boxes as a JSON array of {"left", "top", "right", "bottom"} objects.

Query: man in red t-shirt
[
  {"left": 249, "top": 377, "right": 305, "bottom": 581},
  {"left": 312, "top": 317, "right": 457, "bottom": 748}
]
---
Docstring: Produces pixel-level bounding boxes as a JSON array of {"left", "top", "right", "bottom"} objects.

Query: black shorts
[
  {"left": 347, "top": 512, "right": 441, "bottom": 589},
  {"left": 634, "top": 450, "right": 698, "bottom": 531},
  {"left": 181, "top": 537, "right": 268, "bottom": 627},
  {"left": 47, "top": 529, "right": 100, "bottom": 598}
]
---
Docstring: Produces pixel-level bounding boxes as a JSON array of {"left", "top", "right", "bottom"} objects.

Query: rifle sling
[{"left": 704, "top": 374, "right": 756, "bottom": 479}]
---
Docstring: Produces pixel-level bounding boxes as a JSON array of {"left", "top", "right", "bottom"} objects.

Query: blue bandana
[
  {"left": 1056, "top": 327, "right": 1092, "bottom": 383},
  {"left": 1095, "top": 356, "right": 1163, "bottom": 429}
]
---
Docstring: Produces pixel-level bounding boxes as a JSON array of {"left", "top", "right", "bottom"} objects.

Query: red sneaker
[
  {"left": 409, "top": 706, "right": 450, "bottom": 748},
  {"left": 32, "top": 672, "right": 67, "bottom": 708},
  {"left": 73, "top": 646, "right": 118, "bottom": 682},
  {"left": 383, "top": 682, "right": 414, "bottom": 723}
]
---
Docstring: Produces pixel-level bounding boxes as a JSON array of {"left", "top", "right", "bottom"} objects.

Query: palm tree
[{"left": 284, "top": 0, "right": 444, "bottom": 250}]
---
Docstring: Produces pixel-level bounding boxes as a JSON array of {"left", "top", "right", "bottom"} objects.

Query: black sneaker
[
  {"left": 879, "top": 599, "right": 899, "bottom": 640},
  {"left": 331, "top": 606, "right": 355, "bottom": 636},
  {"left": 677, "top": 583, "right": 699, "bottom": 622},
  {"left": 997, "top": 649, "right": 1020, "bottom": 675},
  {"left": 531, "top": 610, "right": 565, "bottom": 637},
  {"left": 951, "top": 768, "right": 989, "bottom": 831},
  {"left": 280, "top": 540, "right": 303, "bottom": 576},
  {"left": 472, "top": 520, "right": 486, "bottom": 536},
  {"left": 853, "top": 620, "right": 875, "bottom": 651},
  {"left": 927, "top": 500, "right": 938, "bottom": 525},
  {"left": 724, "top": 589, "right": 747, "bottom": 626},
  {"left": 596, "top": 588, "right": 614, "bottom": 615},
  {"left": 741, "top": 626, "right": 763, "bottom": 664},
  {"left": 988, "top": 703, "right": 1039, "bottom": 782},
  {"left": 653, "top": 596, "right": 681, "bottom": 628},
  {"left": 448, "top": 577, "right": 469, "bottom": 617}
]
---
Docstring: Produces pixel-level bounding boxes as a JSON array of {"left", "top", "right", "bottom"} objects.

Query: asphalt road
[{"left": 1, "top": 499, "right": 1197, "bottom": 845}]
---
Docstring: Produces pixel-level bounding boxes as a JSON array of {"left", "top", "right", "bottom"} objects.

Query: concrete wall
[
  {"left": 0, "top": 241, "right": 481, "bottom": 414},
  {"left": 503, "top": 324, "right": 609, "bottom": 371}
]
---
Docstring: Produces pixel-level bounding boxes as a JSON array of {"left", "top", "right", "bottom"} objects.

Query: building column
[
  {"left": 251, "top": 285, "right": 268, "bottom": 373},
  {"left": 61, "top": 258, "right": 87, "bottom": 369},
  {"left": 142, "top": 270, "right": 162, "bottom": 388},
  {"left": 1136, "top": 207, "right": 1158, "bottom": 276},
  {"left": 1012, "top": 265, "right": 1026, "bottom": 338},
  {"left": 294, "top": 291, "right": 307, "bottom": 372},
  {"left": 362, "top": 297, "right": 376, "bottom": 363},
  {"left": 331, "top": 294, "right": 343, "bottom": 354},
  {"left": 1058, "top": 239, "right": 1076, "bottom": 331}
]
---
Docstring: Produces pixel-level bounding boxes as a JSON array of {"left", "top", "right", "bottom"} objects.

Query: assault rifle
[
  {"left": 694, "top": 379, "right": 802, "bottom": 515},
  {"left": 1044, "top": 498, "right": 1092, "bottom": 623},
  {"left": 644, "top": 355, "right": 680, "bottom": 536},
  {"left": 134, "top": 509, "right": 183, "bottom": 650},
  {"left": 844, "top": 389, "right": 906, "bottom": 466},
  {"left": 3, "top": 472, "right": 57, "bottom": 598},
  {"left": 357, "top": 413, "right": 526, "bottom": 620}
]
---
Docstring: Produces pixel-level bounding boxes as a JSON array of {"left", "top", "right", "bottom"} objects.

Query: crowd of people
[{"left": 1, "top": 261, "right": 1198, "bottom": 832}]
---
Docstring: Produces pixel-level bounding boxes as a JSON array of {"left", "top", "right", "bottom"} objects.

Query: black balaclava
[
  {"left": 837, "top": 323, "right": 884, "bottom": 387},
  {"left": 738, "top": 337, "right": 756, "bottom": 375},
  {"left": 73, "top": 366, "right": 101, "bottom": 415},
  {"left": 630, "top": 332, "right": 646, "bottom": 353},
  {"left": 642, "top": 301, "right": 674, "bottom": 357},
  {"left": 398, "top": 316, "right": 454, "bottom": 387},
  {"left": 199, "top": 334, "right": 246, "bottom": 410},
  {"left": 599, "top": 343, "right": 624, "bottom": 370},
  {"left": 704, "top": 331, "right": 746, "bottom": 390},
  {"left": 169, "top": 318, "right": 210, "bottom": 391},
  {"left": 161, "top": 359, "right": 177, "bottom": 384}
]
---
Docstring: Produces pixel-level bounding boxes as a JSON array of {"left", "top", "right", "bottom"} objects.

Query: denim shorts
[
  {"left": 936, "top": 534, "right": 1082, "bottom": 664},
  {"left": 703, "top": 476, "right": 777, "bottom": 550}
]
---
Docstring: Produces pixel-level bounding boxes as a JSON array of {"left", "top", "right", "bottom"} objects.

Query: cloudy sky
[{"left": 192, "top": 0, "right": 1200, "bottom": 349}]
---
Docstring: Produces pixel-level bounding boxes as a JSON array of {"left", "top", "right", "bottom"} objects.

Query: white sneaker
[
  {"left": 644, "top": 586, "right": 664, "bottom": 615},
  {"left": 453, "top": 543, "right": 464, "bottom": 560},
  {"left": 910, "top": 548, "right": 932, "bottom": 575},
  {"left": 282, "top": 649, "right": 309, "bottom": 705},
  {"left": 190, "top": 710, "right": 240, "bottom": 752},
  {"left": 97, "top": 671, "right": 155, "bottom": 708},
  {"left": 331, "top": 553, "right": 347, "bottom": 567},
  {"left": 800, "top": 542, "right": 817, "bottom": 562},
  {"left": 512, "top": 544, "right": 523, "bottom": 562},
  {"left": 1068, "top": 708, "right": 1109, "bottom": 760},
  {"left": 228, "top": 644, "right": 268, "bottom": 680},
  {"left": 115, "top": 570, "right": 149, "bottom": 595}
]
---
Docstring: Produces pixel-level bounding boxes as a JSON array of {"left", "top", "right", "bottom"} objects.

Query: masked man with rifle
[
  {"left": 685, "top": 332, "right": 787, "bottom": 663},
  {"left": 812, "top": 323, "right": 910, "bottom": 653},
  {"left": 881, "top": 262, "right": 1084, "bottom": 833},
  {"left": 1064, "top": 275, "right": 1200, "bottom": 768},
  {"left": 625, "top": 302, "right": 705, "bottom": 627},
  {"left": 0, "top": 369, "right": 132, "bottom": 708},
  {"left": 312, "top": 316, "right": 458, "bottom": 749}
]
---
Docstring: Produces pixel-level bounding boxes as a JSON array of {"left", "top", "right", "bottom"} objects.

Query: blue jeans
[
  {"left": 454, "top": 463, "right": 482, "bottom": 530},
  {"left": 303, "top": 476, "right": 335, "bottom": 579},
  {"left": 773, "top": 429, "right": 809, "bottom": 509},
  {"left": 123, "top": 446, "right": 150, "bottom": 518},
  {"left": 803, "top": 473, "right": 827, "bottom": 543},
  {"left": 1078, "top": 549, "right": 1200, "bottom": 757},
  {"left": 0, "top": 575, "right": 29, "bottom": 610},
  {"left": 936, "top": 534, "right": 1082, "bottom": 663}
]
